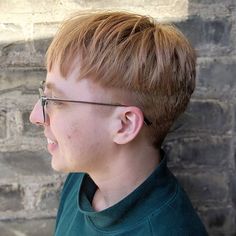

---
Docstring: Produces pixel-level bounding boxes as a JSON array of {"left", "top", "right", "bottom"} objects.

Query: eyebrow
[{"left": 45, "top": 82, "right": 66, "bottom": 96}]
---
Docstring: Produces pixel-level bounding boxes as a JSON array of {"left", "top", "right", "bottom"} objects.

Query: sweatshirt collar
[{"left": 77, "top": 151, "right": 176, "bottom": 231}]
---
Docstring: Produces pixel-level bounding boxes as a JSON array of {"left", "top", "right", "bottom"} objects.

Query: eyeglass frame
[{"left": 38, "top": 81, "right": 152, "bottom": 126}]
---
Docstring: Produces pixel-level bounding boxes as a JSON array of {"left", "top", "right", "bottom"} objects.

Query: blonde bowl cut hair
[{"left": 46, "top": 11, "right": 196, "bottom": 148}]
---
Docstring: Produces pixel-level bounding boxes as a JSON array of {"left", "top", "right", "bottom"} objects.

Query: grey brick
[
  {"left": 197, "top": 58, "right": 236, "bottom": 91},
  {"left": 0, "top": 151, "right": 53, "bottom": 176},
  {"left": 170, "top": 100, "right": 232, "bottom": 135},
  {"left": 234, "top": 105, "right": 236, "bottom": 132},
  {"left": 175, "top": 16, "right": 232, "bottom": 52},
  {"left": 163, "top": 136, "right": 231, "bottom": 167},
  {"left": 199, "top": 207, "right": 236, "bottom": 236},
  {"left": 33, "top": 38, "right": 52, "bottom": 59},
  {"left": 23, "top": 111, "right": 43, "bottom": 136},
  {"left": 229, "top": 173, "right": 236, "bottom": 209},
  {"left": 175, "top": 171, "right": 228, "bottom": 203},
  {"left": 190, "top": 0, "right": 234, "bottom": 4},
  {"left": 0, "top": 109, "right": 6, "bottom": 139},
  {"left": 0, "top": 162, "right": 16, "bottom": 180},
  {"left": 0, "top": 41, "right": 33, "bottom": 67},
  {"left": 0, "top": 184, "right": 24, "bottom": 211},
  {"left": 36, "top": 182, "right": 62, "bottom": 211},
  {"left": 0, "top": 218, "right": 55, "bottom": 236},
  {"left": 0, "top": 68, "right": 46, "bottom": 95}
]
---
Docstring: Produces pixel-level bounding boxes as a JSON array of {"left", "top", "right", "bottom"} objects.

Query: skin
[{"left": 30, "top": 64, "right": 160, "bottom": 211}]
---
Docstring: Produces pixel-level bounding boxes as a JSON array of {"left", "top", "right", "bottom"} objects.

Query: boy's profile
[{"left": 30, "top": 11, "right": 208, "bottom": 236}]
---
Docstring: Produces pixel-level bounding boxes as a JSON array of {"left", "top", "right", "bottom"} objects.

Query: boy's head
[{"left": 46, "top": 11, "right": 196, "bottom": 148}]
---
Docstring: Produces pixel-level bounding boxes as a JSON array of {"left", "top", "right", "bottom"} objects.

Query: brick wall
[{"left": 0, "top": 0, "right": 235, "bottom": 235}]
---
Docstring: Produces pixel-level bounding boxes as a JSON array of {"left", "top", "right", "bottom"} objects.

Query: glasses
[{"left": 38, "top": 81, "right": 152, "bottom": 126}]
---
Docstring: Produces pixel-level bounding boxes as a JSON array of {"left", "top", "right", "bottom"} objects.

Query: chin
[{"left": 51, "top": 160, "right": 67, "bottom": 173}]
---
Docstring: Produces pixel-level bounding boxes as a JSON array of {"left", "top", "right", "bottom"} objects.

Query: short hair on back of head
[{"left": 46, "top": 11, "right": 196, "bottom": 148}]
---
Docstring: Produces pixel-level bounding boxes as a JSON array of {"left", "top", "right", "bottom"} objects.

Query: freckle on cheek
[{"left": 67, "top": 135, "right": 72, "bottom": 140}]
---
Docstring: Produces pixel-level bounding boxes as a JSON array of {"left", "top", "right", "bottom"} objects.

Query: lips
[{"left": 46, "top": 137, "right": 58, "bottom": 154}]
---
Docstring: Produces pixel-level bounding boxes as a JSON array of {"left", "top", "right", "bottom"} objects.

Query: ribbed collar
[{"left": 77, "top": 151, "right": 176, "bottom": 232}]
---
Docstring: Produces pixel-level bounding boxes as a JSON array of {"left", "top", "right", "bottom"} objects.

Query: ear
[{"left": 113, "top": 107, "right": 144, "bottom": 145}]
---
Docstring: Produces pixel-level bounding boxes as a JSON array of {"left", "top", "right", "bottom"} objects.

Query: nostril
[{"left": 35, "top": 121, "right": 44, "bottom": 127}]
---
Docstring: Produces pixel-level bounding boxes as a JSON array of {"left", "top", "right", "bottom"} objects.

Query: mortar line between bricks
[{"left": 0, "top": 66, "right": 46, "bottom": 71}]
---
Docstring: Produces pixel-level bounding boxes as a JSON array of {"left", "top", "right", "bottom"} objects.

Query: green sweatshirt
[{"left": 54, "top": 155, "right": 208, "bottom": 236}]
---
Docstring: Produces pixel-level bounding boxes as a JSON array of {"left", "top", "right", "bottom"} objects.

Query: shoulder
[{"left": 148, "top": 183, "right": 208, "bottom": 236}]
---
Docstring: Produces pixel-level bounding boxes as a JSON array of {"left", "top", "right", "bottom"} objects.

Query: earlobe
[{"left": 113, "top": 107, "right": 144, "bottom": 145}]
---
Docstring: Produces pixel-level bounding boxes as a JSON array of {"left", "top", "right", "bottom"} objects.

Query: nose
[{"left": 29, "top": 100, "right": 45, "bottom": 126}]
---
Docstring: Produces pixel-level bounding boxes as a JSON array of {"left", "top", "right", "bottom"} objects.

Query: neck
[{"left": 90, "top": 144, "right": 161, "bottom": 211}]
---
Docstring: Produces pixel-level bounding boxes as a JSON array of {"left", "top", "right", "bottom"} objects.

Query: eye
[
  {"left": 52, "top": 100, "right": 63, "bottom": 106},
  {"left": 46, "top": 98, "right": 64, "bottom": 107}
]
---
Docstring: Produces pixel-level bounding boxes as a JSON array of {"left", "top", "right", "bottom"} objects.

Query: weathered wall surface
[{"left": 0, "top": 0, "right": 235, "bottom": 235}]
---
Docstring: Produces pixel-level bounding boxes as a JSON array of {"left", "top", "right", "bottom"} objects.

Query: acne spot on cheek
[{"left": 67, "top": 135, "right": 72, "bottom": 140}]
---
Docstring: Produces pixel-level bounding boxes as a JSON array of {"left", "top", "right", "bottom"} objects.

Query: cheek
[
  {"left": 62, "top": 120, "right": 91, "bottom": 148},
  {"left": 67, "top": 120, "right": 107, "bottom": 154},
  {"left": 52, "top": 110, "right": 110, "bottom": 153},
  {"left": 50, "top": 118, "right": 79, "bottom": 153}
]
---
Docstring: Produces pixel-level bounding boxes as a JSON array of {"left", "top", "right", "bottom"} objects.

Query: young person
[{"left": 30, "top": 11, "right": 208, "bottom": 235}]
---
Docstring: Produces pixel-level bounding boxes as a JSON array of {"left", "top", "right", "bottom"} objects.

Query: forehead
[
  {"left": 45, "top": 62, "right": 135, "bottom": 105},
  {"left": 45, "top": 65, "right": 112, "bottom": 101}
]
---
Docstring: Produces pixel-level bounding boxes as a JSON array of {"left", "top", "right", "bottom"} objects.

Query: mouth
[
  {"left": 47, "top": 138, "right": 57, "bottom": 144},
  {"left": 46, "top": 138, "right": 58, "bottom": 153}
]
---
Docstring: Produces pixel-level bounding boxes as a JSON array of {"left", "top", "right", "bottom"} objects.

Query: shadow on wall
[{"left": 167, "top": 1, "right": 236, "bottom": 235}]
